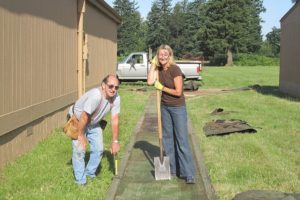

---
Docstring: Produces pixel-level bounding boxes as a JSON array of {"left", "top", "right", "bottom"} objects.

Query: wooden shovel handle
[{"left": 156, "top": 71, "right": 163, "bottom": 160}]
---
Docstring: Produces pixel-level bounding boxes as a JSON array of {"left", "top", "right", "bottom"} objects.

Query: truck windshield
[{"left": 119, "top": 54, "right": 132, "bottom": 64}]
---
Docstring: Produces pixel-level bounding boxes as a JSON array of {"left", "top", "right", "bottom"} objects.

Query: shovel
[{"left": 154, "top": 73, "right": 171, "bottom": 180}]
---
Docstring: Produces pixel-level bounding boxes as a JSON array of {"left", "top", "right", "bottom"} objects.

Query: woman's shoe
[{"left": 186, "top": 176, "right": 195, "bottom": 184}]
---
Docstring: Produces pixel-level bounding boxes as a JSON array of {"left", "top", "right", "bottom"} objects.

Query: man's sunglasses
[{"left": 106, "top": 84, "right": 119, "bottom": 90}]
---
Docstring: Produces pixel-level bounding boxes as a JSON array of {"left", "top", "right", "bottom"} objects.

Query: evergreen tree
[
  {"left": 198, "top": 0, "right": 265, "bottom": 65},
  {"left": 266, "top": 27, "right": 280, "bottom": 57},
  {"left": 183, "top": 0, "right": 205, "bottom": 56},
  {"left": 136, "top": 20, "right": 147, "bottom": 52},
  {"left": 169, "top": 0, "right": 205, "bottom": 58},
  {"left": 258, "top": 41, "right": 273, "bottom": 57},
  {"left": 146, "top": 0, "right": 172, "bottom": 51},
  {"left": 169, "top": 1, "right": 188, "bottom": 57},
  {"left": 113, "top": 0, "right": 143, "bottom": 56}
]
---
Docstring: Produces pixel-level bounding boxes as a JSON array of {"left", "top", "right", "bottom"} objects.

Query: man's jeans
[
  {"left": 161, "top": 104, "right": 195, "bottom": 178},
  {"left": 72, "top": 125, "right": 103, "bottom": 185}
]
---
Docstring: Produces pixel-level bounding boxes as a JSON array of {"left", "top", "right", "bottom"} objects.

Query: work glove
[
  {"left": 154, "top": 81, "right": 164, "bottom": 90},
  {"left": 151, "top": 56, "right": 159, "bottom": 69}
]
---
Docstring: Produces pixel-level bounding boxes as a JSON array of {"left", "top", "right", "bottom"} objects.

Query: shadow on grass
[
  {"left": 250, "top": 85, "right": 300, "bottom": 102},
  {"left": 133, "top": 140, "right": 161, "bottom": 177},
  {"left": 102, "top": 150, "right": 114, "bottom": 175},
  {"left": 66, "top": 150, "right": 113, "bottom": 176}
]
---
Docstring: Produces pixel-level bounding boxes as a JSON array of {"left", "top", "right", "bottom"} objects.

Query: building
[
  {"left": 0, "top": 0, "right": 121, "bottom": 169},
  {"left": 279, "top": 1, "right": 300, "bottom": 98}
]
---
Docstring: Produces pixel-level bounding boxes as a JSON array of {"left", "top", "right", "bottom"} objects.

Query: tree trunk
[{"left": 226, "top": 49, "right": 233, "bottom": 66}]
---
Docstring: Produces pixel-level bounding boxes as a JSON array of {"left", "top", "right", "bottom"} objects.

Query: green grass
[
  {"left": 234, "top": 53, "right": 279, "bottom": 66},
  {"left": 0, "top": 84, "right": 151, "bottom": 200},
  {"left": 200, "top": 66, "right": 279, "bottom": 89},
  {"left": 187, "top": 66, "right": 300, "bottom": 199},
  {"left": 1, "top": 67, "right": 299, "bottom": 200}
]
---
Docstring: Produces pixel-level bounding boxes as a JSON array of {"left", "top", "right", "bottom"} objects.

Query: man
[{"left": 69, "top": 74, "right": 120, "bottom": 185}]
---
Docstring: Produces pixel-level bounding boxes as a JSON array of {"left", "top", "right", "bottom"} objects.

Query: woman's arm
[
  {"left": 161, "top": 75, "right": 183, "bottom": 97},
  {"left": 147, "top": 64, "right": 157, "bottom": 85}
]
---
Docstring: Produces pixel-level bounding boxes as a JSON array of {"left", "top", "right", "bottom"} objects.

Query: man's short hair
[{"left": 102, "top": 74, "right": 119, "bottom": 84}]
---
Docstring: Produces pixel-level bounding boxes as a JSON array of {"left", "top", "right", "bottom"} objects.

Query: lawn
[
  {"left": 187, "top": 66, "right": 300, "bottom": 199},
  {"left": 0, "top": 83, "right": 151, "bottom": 200},
  {"left": 0, "top": 67, "right": 299, "bottom": 200}
]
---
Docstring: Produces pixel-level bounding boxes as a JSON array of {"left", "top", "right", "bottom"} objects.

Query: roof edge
[
  {"left": 280, "top": 1, "right": 299, "bottom": 23},
  {"left": 88, "top": 0, "right": 121, "bottom": 25}
]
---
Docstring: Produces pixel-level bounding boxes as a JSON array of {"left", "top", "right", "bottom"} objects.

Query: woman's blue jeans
[
  {"left": 72, "top": 125, "right": 103, "bottom": 185},
  {"left": 161, "top": 104, "right": 195, "bottom": 178}
]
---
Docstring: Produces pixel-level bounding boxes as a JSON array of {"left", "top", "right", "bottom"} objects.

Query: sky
[{"left": 104, "top": 0, "right": 294, "bottom": 38}]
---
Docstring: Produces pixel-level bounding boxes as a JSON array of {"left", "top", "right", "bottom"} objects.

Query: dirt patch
[
  {"left": 184, "top": 88, "right": 229, "bottom": 98},
  {"left": 184, "top": 86, "right": 254, "bottom": 98}
]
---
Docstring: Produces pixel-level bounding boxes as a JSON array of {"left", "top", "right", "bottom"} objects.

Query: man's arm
[
  {"left": 77, "top": 111, "right": 90, "bottom": 149},
  {"left": 110, "top": 113, "right": 120, "bottom": 154}
]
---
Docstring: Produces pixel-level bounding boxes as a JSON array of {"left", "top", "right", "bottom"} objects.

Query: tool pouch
[
  {"left": 63, "top": 115, "right": 79, "bottom": 140},
  {"left": 99, "top": 119, "right": 107, "bottom": 130}
]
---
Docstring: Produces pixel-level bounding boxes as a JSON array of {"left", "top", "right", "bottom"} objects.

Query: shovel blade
[{"left": 154, "top": 156, "right": 171, "bottom": 180}]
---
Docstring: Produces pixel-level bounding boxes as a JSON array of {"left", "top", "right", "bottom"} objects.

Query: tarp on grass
[{"left": 203, "top": 119, "right": 257, "bottom": 136}]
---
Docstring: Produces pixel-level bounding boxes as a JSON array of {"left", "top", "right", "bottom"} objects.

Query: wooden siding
[
  {"left": 280, "top": 2, "right": 300, "bottom": 98},
  {"left": 0, "top": 0, "right": 78, "bottom": 136},
  {"left": 0, "top": 0, "right": 120, "bottom": 169},
  {"left": 0, "top": 108, "right": 67, "bottom": 169},
  {"left": 85, "top": 2, "right": 118, "bottom": 88}
]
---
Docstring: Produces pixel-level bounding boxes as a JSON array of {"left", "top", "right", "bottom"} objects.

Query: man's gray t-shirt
[{"left": 69, "top": 88, "right": 120, "bottom": 126}]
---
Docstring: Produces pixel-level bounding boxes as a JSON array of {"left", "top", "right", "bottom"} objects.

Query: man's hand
[
  {"left": 77, "top": 134, "right": 87, "bottom": 150},
  {"left": 154, "top": 81, "right": 164, "bottom": 90},
  {"left": 110, "top": 141, "right": 120, "bottom": 155}
]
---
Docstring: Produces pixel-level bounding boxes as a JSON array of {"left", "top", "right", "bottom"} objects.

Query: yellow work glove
[
  {"left": 151, "top": 56, "right": 159, "bottom": 69},
  {"left": 154, "top": 81, "right": 164, "bottom": 90}
]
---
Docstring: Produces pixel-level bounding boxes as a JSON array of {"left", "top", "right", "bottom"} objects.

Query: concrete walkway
[{"left": 105, "top": 93, "right": 215, "bottom": 200}]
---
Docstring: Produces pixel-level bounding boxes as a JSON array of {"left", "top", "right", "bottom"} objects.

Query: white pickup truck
[{"left": 116, "top": 52, "right": 202, "bottom": 81}]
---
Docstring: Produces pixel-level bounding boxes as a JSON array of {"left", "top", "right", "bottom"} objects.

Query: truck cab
[
  {"left": 116, "top": 52, "right": 149, "bottom": 80},
  {"left": 116, "top": 52, "right": 202, "bottom": 81}
]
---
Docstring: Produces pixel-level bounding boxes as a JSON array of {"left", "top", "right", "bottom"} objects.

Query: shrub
[
  {"left": 234, "top": 53, "right": 279, "bottom": 66},
  {"left": 208, "top": 54, "right": 227, "bottom": 66}
]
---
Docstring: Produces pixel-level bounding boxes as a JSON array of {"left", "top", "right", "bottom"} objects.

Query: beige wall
[
  {"left": 0, "top": 0, "right": 78, "bottom": 136},
  {"left": 85, "top": 1, "right": 118, "bottom": 88},
  {"left": 279, "top": 2, "right": 300, "bottom": 98},
  {"left": 0, "top": 0, "right": 120, "bottom": 169}
]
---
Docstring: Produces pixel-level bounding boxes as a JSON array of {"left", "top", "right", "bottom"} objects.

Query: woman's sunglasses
[{"left": 106, "top": 84, "right": 119, "bottom": 90}]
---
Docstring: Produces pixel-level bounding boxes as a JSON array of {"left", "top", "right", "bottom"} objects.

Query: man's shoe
[
  {"left": 77, "top": 182, "right": 87, "bottom": 187},
  {"left": 186, "top": 176, "right": 195, "bottom": 184}
]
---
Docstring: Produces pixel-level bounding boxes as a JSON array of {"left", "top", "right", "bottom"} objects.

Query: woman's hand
[{"left": 154, "top": 81, "right": 164, "bottom": 90}]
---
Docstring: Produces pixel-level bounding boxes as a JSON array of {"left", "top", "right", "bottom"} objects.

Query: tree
[
  {"left": 169, "top": 0, "right": 189, "bottom": 57},
  {"left": 135, "top": 21, "right": 147, "bottom": 52},
  {"left": 266, "top": 27, "right": 280, "bottom": 57},
  {"left": 198, "top": 0, "right": 265, "bottom": 66},
  {"left": 169, "top": 0, "right": 205, "bottom": 58},
  {"left": 146, "top": 0, "right": 172, "bottom": 51},
  {"left": 184, "top": 0, "right": 206, "bottom": 57},
  {"left": 113, "top": 0, "right": 143, "bottom": 56}
]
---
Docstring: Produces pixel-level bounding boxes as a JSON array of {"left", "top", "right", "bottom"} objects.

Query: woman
[{"left": 147, "top": 44, "right": 195, "bottom": 184}]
